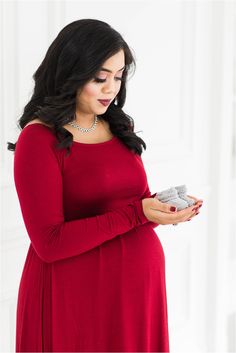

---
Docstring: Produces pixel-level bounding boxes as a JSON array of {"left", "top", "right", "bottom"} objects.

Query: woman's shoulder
[
  {"left": 22, "top": 118, "right": 54, "bottom": 136},
  {"left": 15, "top": 119, "right": 64, "bottom": 169},
  {"left": 24, "top": 118, "right": 53, "bottom": 129},
  {"left": 17, "top": 118, "right": 56, "bottom": 149}
]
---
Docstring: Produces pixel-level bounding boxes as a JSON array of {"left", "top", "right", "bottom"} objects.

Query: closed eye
[{"left": 94, "top": 77, "right": 124, "bottom": 83}]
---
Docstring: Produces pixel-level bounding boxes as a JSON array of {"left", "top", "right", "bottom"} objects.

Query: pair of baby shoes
[
  {"left": 155, "top": 185, "right": 196, "bottom": 226},
  {"left": 155, "top": 184, "right": 196, "bottom": 211}
]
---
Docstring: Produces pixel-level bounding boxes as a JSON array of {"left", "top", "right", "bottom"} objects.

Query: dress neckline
[
  {"left": 22, "top": 123, "right": 117, "bottom": 146},
  {"left": 72, "top": 135, "right": 116, "bottom": 146}
]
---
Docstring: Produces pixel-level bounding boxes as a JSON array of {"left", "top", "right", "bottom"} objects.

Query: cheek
[{"left": 82, "top": 83, "right": 100, "bottom": 98}]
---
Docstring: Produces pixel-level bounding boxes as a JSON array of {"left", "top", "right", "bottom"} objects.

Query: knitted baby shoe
[
  {"left": 174, "top": 184, "right": 195, "bottom": 207},
  {"left": 155, "top": 187, "right": 188, "bottom": 211}
]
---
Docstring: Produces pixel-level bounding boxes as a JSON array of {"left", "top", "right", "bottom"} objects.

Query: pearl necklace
[{"left": 68, "top": 114, "right": 98, "bottom": 133}]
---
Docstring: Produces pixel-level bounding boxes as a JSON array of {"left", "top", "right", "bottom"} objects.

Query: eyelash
[{"left": 94, "top": 77, "right": 124, "bottom": 83}]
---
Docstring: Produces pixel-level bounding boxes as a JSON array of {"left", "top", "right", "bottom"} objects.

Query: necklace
[{"left": 68, "top": 113, "right": 98, "bottom": 133}]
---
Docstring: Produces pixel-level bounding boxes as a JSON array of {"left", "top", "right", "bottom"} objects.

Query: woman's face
[{"left": 75, "top": 49, "right": 125, "bottom": 115}]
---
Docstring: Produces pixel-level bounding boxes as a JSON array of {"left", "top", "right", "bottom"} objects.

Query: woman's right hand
[{"left": 141, "top": 196, "right": 202, "bottom": 225}]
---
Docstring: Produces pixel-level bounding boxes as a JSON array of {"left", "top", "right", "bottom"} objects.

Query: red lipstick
[{"left": 98, "top": 99, "right": 111, "bottom": 106}]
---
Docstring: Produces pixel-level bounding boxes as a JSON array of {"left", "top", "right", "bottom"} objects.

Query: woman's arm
[
  {"left": 136, "top": 155, "right": 159, "bottom": 229},
  {"left": 142, "top": 189, "right": 159, "bottom": 229},
  {"left": 14, "top": 127, "right": 150, "bottom": 263}
]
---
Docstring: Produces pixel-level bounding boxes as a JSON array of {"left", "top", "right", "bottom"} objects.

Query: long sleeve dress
[{"left": 13, "top": 123, "right": 170, "bottom": 352}]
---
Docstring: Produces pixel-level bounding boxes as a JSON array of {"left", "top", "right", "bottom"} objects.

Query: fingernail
[
  {"left": 192, "top": 207, "right": 197, "bottom": 211},
  {"left": 196, "top": 212, "right": 199, "bottom": 215},
  {"left": 170, "top": 206, "right": 176, "bottom": 212},
  {"left": 187, "top": 219, "right": 191, "bottom": 221},
  {"left": 198, "top": 204, "right": 202, "bottom": 208}
]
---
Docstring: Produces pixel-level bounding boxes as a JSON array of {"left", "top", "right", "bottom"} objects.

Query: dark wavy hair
[{"left": 7, "top": 18, "right": 146, "bottom": 156}]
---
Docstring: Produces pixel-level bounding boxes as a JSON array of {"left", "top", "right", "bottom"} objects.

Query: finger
[
  {"left": 150, "top": 208, "right": 178, "bottom": 224},
  {"left": 186, "top": 209, "right": 201, "bottom": 222},
  {"left": 175, "top": 205, "right": 198, "bottom": 222},
  {"left": 151, "top": 198, "right": 177, "bottom": 214},
  {"left": 153, "top": 207, "right": 197, "bottom": 225},
  {"left": 186, "top": 194, "right": 198, "bottom": 203},
  {"left": 187, "top": 194, "right": 203, "bottom": 204},
  {"left": 187, "top": 195, "right": 203, "bottom": 202}
]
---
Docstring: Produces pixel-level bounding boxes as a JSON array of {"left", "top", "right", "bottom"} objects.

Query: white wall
[{"left": 1, "top": 0, "right": 235, "bottom": 352}]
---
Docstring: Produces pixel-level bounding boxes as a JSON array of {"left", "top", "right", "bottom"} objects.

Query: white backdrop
[{"left": 1, "top": 0, "right": 235, "bottom": 352}]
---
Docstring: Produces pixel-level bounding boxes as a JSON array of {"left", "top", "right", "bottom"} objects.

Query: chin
[{"left": 98, "top": 106, "right": 108, "bottom": 112}]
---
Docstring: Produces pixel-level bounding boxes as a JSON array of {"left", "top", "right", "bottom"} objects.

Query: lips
[{"left": 98, "top": 99, "right": 111, "bottom": 107}]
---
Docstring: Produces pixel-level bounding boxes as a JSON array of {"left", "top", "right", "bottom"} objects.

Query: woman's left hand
[{"left": 185, "top": 194, "right": 203, "bottom": 221}]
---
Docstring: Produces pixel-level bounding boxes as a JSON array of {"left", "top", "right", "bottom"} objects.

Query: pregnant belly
[
  {"left": 117, "top": 223, "right": 166, "bottom": 278},
  {"left": 52, "top": 223, "right": 166, "bottom": 294}
]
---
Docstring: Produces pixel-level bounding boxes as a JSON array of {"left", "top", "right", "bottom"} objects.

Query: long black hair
[{"left": 7, "top": 18, "right": 146, "bottom": 156}]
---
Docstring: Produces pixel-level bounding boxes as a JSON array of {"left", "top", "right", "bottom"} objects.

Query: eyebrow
[{"left": 99, "top": 65, "right": 125, "bottom": 73}]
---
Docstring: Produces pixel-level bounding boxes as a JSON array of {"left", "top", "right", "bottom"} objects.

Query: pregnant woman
[{"left": 8, "top": 18, "right": 202, "bottom": 352}]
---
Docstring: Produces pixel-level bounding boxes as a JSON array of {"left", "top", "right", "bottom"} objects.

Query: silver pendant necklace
[{"left": 68, "top": 113, "right": 98, "bottom": 133}]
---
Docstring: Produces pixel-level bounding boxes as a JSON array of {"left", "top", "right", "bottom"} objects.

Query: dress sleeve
[
  {"left": 142, "top": 188, "right": 159, "bottom": 229},
  {"left": 137, "top": 155, "right": 159, "bottom": 230},
  {"left": 13, "top": 127, "right": 149, "bottom": 263}
]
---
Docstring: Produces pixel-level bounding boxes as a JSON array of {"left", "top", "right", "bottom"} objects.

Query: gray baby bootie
[
  {"left": 155, "top": 187, "right": 189, "bottom": 226},
  {"left": 155, "top": 187, "right": 188, "bottom": 211},
  {"left": 174, "top": 184, "right": 195, "bottom": 207}
]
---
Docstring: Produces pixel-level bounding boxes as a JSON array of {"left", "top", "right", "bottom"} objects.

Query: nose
[{"left": 102, "top": 78, "right": 116, "bottom": 95}]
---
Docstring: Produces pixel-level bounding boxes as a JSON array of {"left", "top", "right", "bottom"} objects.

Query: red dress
[{"left": 14, "top": 124, "right": 169, "bottom": 352}]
